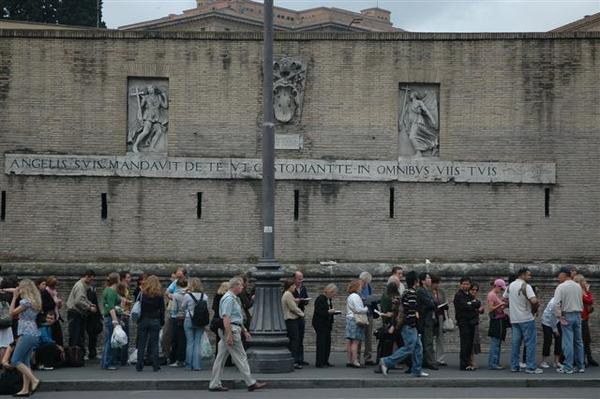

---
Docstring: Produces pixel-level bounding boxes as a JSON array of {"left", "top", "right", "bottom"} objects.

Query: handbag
[
  {"left": 442, "top": 317, "right": 455, "bottom": 332},
  {"left": 354, "top": 312, "right": 369, "bottom": 327},
  {"left": 200, "top": 332, "right": 213, "bottom": 359},
  {"left": 131, "top": 293, "right": 142, "bottom": 322}
]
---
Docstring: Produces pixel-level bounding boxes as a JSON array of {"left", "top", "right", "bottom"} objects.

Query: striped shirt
[{"left": 402, "top": 288, "right": 418, "bottom": 328}]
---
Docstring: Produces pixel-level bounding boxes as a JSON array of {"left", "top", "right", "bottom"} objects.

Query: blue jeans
[
  {"left": 101, "top": 316, "right": 118, "bottom": 369},
  {"left": 511, "top": 320, "right": 536, "bottom": 371},
  {"left": 561, "top": 312, "right": 584, "bottom": 372},
  {"left": 184, "top": 318, "right": 203, "bottom": 370},
  {"left": 382, "top": 325, "right": 423, "bottom": 376},
  {"left": 137, "top": 317, "right": 161, "bottom": 370},
  {"left": 11, "top": 334, "right": 38, "bottom": 367},
  {"left": 488, "top": 336, "right": 502, "bottom": 368}
]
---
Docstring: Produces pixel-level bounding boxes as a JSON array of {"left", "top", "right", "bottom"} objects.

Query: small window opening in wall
[
  {"left": 544, "top": 188, "right": 550, "bottom": 218},
  {"left": 293, "top": 190, "right": 299, "bottom": 221},
  {"left": 389, "top": 187, "right": 395, "bottom": 219},
  {"left": 197, "top": 192, "right": 203, "bottom": 219},
  {"left": 1, "top": 191, "right": 6, "bottom": 221},
  {"left": 101, "top": 193, "right": 108, "bottom": 220}
]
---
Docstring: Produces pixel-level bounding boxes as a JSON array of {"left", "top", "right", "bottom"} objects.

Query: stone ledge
[
  {"left": 0, "top": 29, "right": 599, "bottom": 41},
  {"left": 1, "top": 261, "right": 599, "bottom": 279}
]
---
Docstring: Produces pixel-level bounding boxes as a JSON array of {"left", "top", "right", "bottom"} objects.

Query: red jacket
[{"left": 582, "top": 291, "right": 593, "bottom": 321}]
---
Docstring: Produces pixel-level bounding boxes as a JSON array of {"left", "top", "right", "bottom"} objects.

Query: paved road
[{"left": 30, "top": 388, "right": 600, "bottom": 399}]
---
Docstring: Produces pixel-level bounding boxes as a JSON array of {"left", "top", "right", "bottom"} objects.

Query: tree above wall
[{"left": 0, "top": 0, "right": 105, "bottom": 27}]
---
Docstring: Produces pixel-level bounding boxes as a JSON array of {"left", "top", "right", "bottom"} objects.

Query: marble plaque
[
  {"left": 5, "top": 154, "right": 555, "bottom": 184},
  {"left": 275, "top": 134, "right": 303, "bottom": 150}
]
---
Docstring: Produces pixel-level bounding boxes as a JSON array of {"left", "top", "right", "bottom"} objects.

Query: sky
[{"left": 103, "top": 0, "right": 600, "bottom": 32}]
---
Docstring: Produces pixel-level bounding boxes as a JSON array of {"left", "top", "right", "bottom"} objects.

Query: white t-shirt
[
  {"left": 503, "top": 278, "right": 536, "bottom": 323},
  {"left": 346, "top": 292, "right": 368, "bottom": 319}
]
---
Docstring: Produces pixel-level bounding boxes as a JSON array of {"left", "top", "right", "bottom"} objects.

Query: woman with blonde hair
[
  {"left": 181, "top": 277, "right": 209, "bottom": 371},
  {"left": 574, "top": 274, "right": 598, "bottom": 367},
  {"left": 10, "top": 279, "right": 41, "bottom": 396},
  {"left": 345, "top": 279, "right": 368, "bottom": 368},
  {"left": 136, "top": 275, "right": 165, "bottom": 372}
]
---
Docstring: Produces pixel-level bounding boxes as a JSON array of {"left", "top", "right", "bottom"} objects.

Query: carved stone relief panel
[
  {"left": 398, "top": 83, "right": 439, "bottom": 159},
  {"left": 127, "top": 77, "right": 169, "bottom": 155},
  {"left": 273, "top": 57, "right": 307, "bottom": 124}
]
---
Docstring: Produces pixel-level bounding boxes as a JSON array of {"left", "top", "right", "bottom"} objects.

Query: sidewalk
[{"left": 39, "top": 352, "right": 600, "bottom": 392}]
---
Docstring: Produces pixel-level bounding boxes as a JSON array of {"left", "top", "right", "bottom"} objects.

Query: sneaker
[
  {"left": 525, "top": 368, "right": 543, "bottom": 374},
  {"left": 554, "top": 362, "right": 563, "bottom": 369},
  {"left": 540, "top": 362, "right": 550, "bottom": 369},
  {"left": 488, "top": 365, "right": 505, "bottom": 370},
  {"left": 556, "top": 367, "right": 573, "bottom": 374},
  {"left": 519, "top": 362, "right": 527, "bottom": 369},
  {"left": 39, "top": 366, "right": 54, "bottom": 371},
  {"left": 414, "top": 371, "right": 429, "bottom": 377},
  {"left": 169, "top": 362, "right": 180, "bottom": 367},
  {"left": 577, "top": 368, "right": 585, "bottom": 373},
  {"left": 105, "top": 366, "right": 118, "bottom": 371},
  {"left": 379, "top": 358, "right": 388, "bottom": 376},
  {"left": 510, "top": 368, "right": 520, "bottom": 372}
]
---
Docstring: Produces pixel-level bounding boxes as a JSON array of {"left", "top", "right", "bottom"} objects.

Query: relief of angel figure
[
  {"left": 128, "top": 85, "right": 169, "bottom": 154},
  {"left": 398, "top": 89, "right": 439, "bottom": 158}
]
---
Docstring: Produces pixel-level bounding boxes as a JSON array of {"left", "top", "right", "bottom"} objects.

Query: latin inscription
[{"left": 4, "top": 154, "right": 555, "bottom": 184}]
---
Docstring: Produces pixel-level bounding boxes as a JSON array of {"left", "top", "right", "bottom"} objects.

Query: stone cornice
[{"left": 1, "top": 29, "right": 599, "bottom": 41}]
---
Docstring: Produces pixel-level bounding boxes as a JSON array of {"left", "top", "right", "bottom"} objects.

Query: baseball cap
[{"left": 494, "top": 279, "right": 507, "bottom": 289}]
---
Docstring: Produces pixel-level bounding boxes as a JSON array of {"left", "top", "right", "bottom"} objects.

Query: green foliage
[{"left": 0, "top": 0, "right": 105, "bottom": 27}]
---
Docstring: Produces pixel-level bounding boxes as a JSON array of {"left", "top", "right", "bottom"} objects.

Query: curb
[{"left": 40, "top": 377, "right": 600, "bottom": 391}]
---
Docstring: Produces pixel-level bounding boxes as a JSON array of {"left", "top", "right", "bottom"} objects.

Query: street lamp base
[{"left": 247, "top": 258, "right": 294, "bottom": 373}]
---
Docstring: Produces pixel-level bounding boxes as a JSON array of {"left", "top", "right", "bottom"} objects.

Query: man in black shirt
[
  {"left": 379, "top": 271, "right": 428, "bottom": 378},
  {"left": 292, "top": 271, "right": 309, "bottom": 366},
  {"left": 453, "top": 276, "right": 481, "bottom": 371}
]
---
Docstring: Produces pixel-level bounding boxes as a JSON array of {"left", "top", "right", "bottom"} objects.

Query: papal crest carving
[{"left": 273, "top": 57, "right": 307, "bottom": 124}]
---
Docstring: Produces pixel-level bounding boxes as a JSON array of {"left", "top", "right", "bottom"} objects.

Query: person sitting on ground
[{"left": 35, "top": 312, "right": 64, "bottom": 370}]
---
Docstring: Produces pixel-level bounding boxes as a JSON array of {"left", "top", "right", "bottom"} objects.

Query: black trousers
[
  {"left": 286, "top": 319, "right": 301, "bottom": 364},
  {"left": 298, "top": 318, "right": 306, "bottom": 363},
  {"left": 67, "top": 311, "right": 86, "bottom": 349},
  {"left": 542, "top": 324, "right": 562, "bottom": 357},
  {"left": 583, "top": 319, "right": 594, "bottom": 361},
  {"left": 314, "top": 327, "right": 332, "bottom": 367},
  {"left": 169, "top": 318, "right": 186, "bottom": 363},
  {"left": 458, "top": 322, "right": 475, "bottom": 370}
]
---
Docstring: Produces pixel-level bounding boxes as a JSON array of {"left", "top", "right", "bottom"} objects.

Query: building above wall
[
  {"left": 119, "top": 0, "right": 403, "bottom": 32},
  {"left": 550, "top": 11, "right": 600, "bottom": 32}
]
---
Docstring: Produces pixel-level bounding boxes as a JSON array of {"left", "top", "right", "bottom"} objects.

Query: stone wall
[{"left": 1, "top": 31, "right": 599, "bottom": 264}]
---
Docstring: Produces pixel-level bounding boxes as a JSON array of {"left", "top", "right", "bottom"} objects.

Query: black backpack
[{"left": 188, "top": 292, "right": 209, "bottom": 328}]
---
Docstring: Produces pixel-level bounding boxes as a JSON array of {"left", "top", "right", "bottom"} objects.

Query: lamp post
[{"left": 246, "top": 0, "right": 294, "bottom": 373}]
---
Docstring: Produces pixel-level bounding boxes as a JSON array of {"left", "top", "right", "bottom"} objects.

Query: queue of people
[{"left": 0, "top": 265, "right": 597, "bottom": 395}]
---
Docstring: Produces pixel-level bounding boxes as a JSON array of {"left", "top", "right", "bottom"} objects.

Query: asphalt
[{"left": 34, "top": 352, "right": 600, "bottom": 392}]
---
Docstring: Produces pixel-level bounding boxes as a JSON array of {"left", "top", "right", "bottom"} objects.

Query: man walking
[
  {"left": 417, "top": 272, "right": 437, "bottom": 370},
  {"left": 209, "top": 277, "right": 266, "bottom": 392},
  {"left": 504, "top": 267, "right": 543, "bottom": 374},
  {"left": 66, "top": 269, "right": 97, "bottom": 350},
  {"left": 554, "top": 267, "right": 584, "bottom": 374},
  {"left": 379, "top": 271, "right": 428, "bottom": 378}
]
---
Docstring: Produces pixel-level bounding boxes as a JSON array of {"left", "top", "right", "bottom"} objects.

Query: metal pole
[
  {"left": 246, "top": 0, "right": 294, "bottom": 374},
  {"left": 97, "top": 0, "right": 100, "bottom": 28},
  {"left": 262, "top": 0, "right": 275, "bottom": 261}
]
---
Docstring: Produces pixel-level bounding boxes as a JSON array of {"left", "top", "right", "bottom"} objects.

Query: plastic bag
[
  {"left": 442, "top": 318, "right": 455, "bottom": 332},
  {"left": 128, "top": 349, "right": 138, "bottom": 365},
  {"left": 111, "top": 324, "right": 128, "bottom": 348},
  {"left": 200, "top": 332, "right": 213, "bottom": 359}
]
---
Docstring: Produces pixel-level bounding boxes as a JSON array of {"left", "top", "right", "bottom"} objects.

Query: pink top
[{"left": 487, "top": 290, "right": 506, "bottom": 319}]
